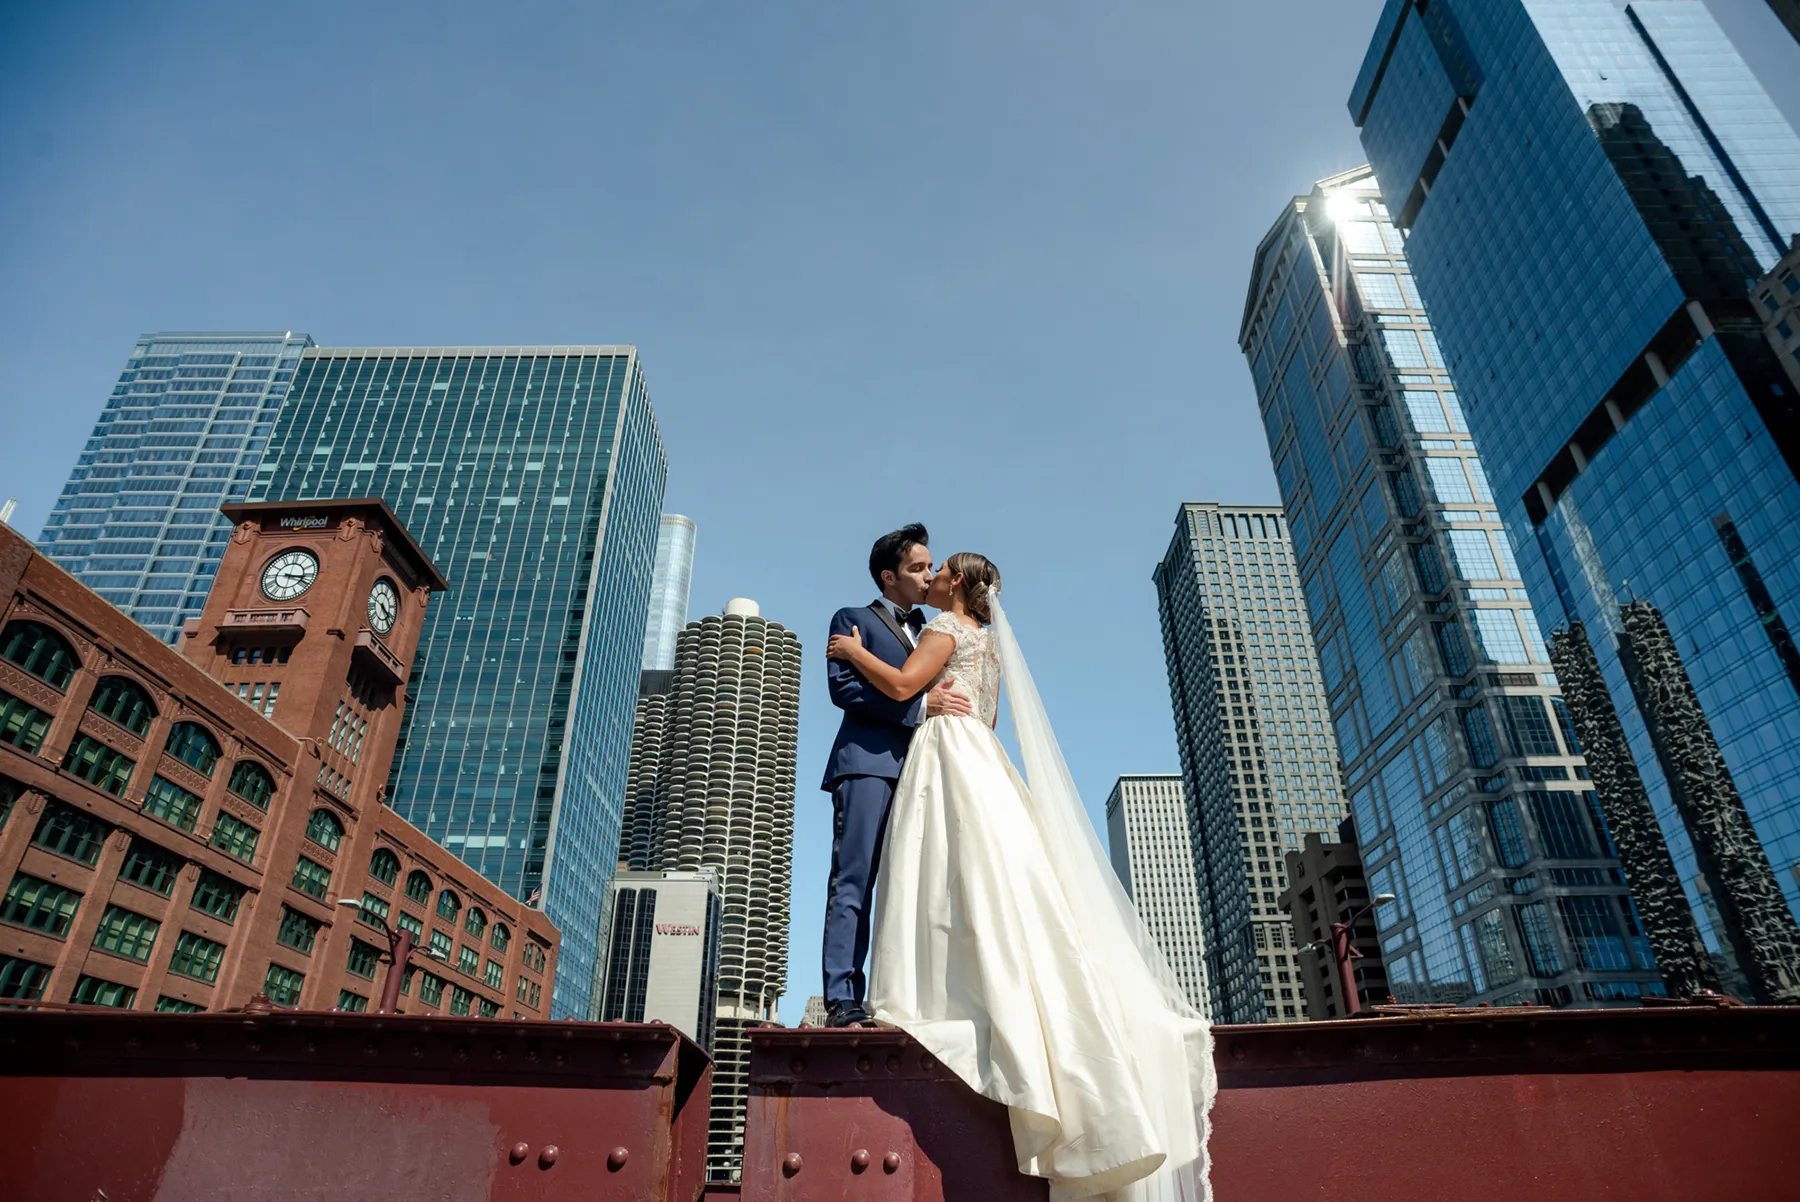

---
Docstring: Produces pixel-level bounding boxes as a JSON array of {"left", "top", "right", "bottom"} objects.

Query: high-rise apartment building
[
  {"left": 39, "top": 332, "right": 314, "bottom": 644},
  {"left": 249, "top": 346, "right": 666, "bottom": 1018},
  {"left": 1280, "top": 824, "right": 1390, "bottom": 1020},
  {"left": 1154, "top": 503, "right": 1349, "bottom": 1024},
  {"left": 643, "top": 515, "right": 696, "bottom": 673},
  {"left": 1104, "top": 774, "right": 1210, "bottom": 1013},
  {"left": 617, "top": 598, "right": 800, "bottom": 1181},
  {"left": 1240, "top": 167, "right": 1666, "bottom": 1007},
  {"left": 598, "top": 867, "right": 722, "bottom": 1050},
  {"left": 1351, "top": 0, "right": 1800, "bottom": 1000}
]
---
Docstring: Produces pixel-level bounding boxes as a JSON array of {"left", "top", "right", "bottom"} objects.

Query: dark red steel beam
[{"left": 0, "top": 1011, "right": 712, "bottom": 1202}]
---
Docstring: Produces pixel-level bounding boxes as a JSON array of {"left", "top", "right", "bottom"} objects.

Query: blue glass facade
[
  {"left": 1242, "top": 167, "right": 1661, "bottom": 1006},
  {"left": 642, "top": 514, "right": 696, "bottom": 672},
  {"left": 251, "top": 347, "right": 667, "bottom": 1017},
  {"left": 39, "top": 331, "right": 314, "bottom": 643},
  {"left": 1352, "top": 0, "right": 1800, "bottom": 975}
]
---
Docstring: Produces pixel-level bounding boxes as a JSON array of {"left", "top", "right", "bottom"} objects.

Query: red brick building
[{"left": 0, "top": 499, "right": 557, "bottom": 1016}]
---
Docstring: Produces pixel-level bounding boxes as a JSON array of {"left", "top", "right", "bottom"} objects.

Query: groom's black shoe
[{"left": 825, "top": 999, "right": 873, "bottom": 1028}]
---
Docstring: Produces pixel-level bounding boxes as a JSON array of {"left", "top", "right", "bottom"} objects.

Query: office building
[
  {"left": 39, "top": 332, "right": 315, "bottom": 645},
  {"left": 1153, "top": 503, "right": 1350, "bottom": 1024},
  {"left": 801, "top": 995, "right": 828, "bottom": 1028},
  {"left": 619, "top": 598, "right": 800, "bottom": 1180},
  {"left": 249, "top": 346, "right": 667, "bottom": 1019},
  {"left": 1756, "top": 238, "right": 1800, "bottom": 394},
  {"left": 598, "top": 867, "right": 722, "bottom": 1050},
  {"left": 0, "top": 500, "right": 557, "bottom": 1016},
  {"left": 643, "top": 516, "right": 697, "bottom": 673},
  {"left": 1241, "top": 166, "right": 1667, "bottom": 1006},
  {"left": 1351, "top": 0, "right": 1800, "bottom": 999},
  {"left": 1280, "top": 825, "right": 1389, "bottom": 1019},
  {"left": 1104, "top": 774, "right": 1211, "bottom": 1012}
]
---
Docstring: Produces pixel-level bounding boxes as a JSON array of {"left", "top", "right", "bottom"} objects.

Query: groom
[{"left": 820, "top": 522, "right": 971, "bottom": 1028}]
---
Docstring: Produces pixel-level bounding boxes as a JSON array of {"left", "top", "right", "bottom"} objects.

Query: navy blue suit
[{"left": 820, "top": 600, "right": 926, "bottom": 1004}]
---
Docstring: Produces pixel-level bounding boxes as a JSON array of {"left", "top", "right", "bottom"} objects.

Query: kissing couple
[{"left": 819, "top": 523, "right": 1216, "bottom": 1201}]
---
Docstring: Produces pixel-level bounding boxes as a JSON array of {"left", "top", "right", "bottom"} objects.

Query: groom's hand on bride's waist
[{"left": 925, "top": 679, "right": 973, "bottom": 718}]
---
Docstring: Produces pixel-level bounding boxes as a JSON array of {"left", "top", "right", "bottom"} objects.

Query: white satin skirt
[{"left": 869, "top": 715, "right": 1209, "bottom": 1201}]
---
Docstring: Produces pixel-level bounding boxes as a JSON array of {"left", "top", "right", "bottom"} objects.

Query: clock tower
[{"left": 182, "top": 499, "right": 448, "bottom": 818}]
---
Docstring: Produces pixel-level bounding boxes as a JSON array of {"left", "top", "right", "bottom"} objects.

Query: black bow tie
[{"left": 896, "top": 607, "right": 925, "bottom": 629}]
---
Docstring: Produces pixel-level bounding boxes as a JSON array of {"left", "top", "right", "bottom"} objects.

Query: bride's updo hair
[{"left": 946, "top": 552, "right": 1001, "bottom": 624}]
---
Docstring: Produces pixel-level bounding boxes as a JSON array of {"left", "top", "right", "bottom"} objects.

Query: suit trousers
[{"left": 821, "top": 773, "right": 897, "bottom": 1004}]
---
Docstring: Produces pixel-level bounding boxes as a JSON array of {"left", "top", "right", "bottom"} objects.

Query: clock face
[
  {"left": 368, "top": 578, "right": 399, "bottom": 635},
  {"left": 261, "top": 550, "right": 319, "bottom": 601}
]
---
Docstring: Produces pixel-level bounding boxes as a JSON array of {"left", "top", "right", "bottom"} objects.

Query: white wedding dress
[{"left": 869, "top": 600, "right": 1215, "bottom": 1201}]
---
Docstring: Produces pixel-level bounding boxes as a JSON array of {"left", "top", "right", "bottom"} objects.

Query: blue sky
[{"left": 3, "top": 1, "right": 1797, "bottom": 1023}]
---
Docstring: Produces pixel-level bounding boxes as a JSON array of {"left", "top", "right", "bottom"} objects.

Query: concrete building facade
[
  {"left": 1280, "top": 825, "right": 1390, "bottom": 1020},
  {"left": 0, "top": 500, "right": 557, "bottom": 1016},
  {"left": 1104, "top": 774, "right": 1211, "bottom": 1013},
  {"left": 598, "top": 867, "right": 722, "bottom": 1050}
]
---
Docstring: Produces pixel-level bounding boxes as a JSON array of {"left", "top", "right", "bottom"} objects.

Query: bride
[{"left": 826, "top": 552, "right": 1215, "bottom": 1201}]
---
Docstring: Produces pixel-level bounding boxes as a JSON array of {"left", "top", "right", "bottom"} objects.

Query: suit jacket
[{"left": 821, "top": 599, "right": 927, "bottom": 789}]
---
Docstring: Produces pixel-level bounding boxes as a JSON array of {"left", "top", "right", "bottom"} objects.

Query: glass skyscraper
[
  {"left": 39, "top": 331, "right": 314, "bottom": 643},
  {"left": 251, "top": 346, "right": 667, "bottom": 1017},
  {"left": 1242, "top": 166, "right": 1663, "bottom": 1007},
  {"left": 1154, "top": 503, "right": 1350, "bottom": 1023},
  {"left": 1352, "top": 0, "right": 1800, "bottom": 998},
  {"left": 642, "top": 514, "right": 696, "bottom": 672}
]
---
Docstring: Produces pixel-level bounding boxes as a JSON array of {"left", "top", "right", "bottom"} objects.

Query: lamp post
[
  {"left": 1320, "top": 891, "right": 1395, "bottom": 1017},
  {"left": 336, "top": 899, "right": 426, "bottom": 1015}
]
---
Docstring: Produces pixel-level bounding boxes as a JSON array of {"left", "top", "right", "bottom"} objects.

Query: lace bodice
[{"left": 923, "top": 612, "right": 1002, "bottom": 726}]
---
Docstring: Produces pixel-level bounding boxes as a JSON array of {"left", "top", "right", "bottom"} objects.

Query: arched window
[
  {"left": 1, "top": 620, "right": 77, "bottom": 689},
  {"left": 88, "top": 676, "right": 155, "bottom": 736},
  {"left": 405, "top": 870, "right": 431, "bottom": 903},
  {"left": 305, "top": 808, "right": 344, "bottom": 852},
  {"left": 464, "top": 907, "right": 486, "bottom": 939},
  {"left": 370, "top": 848, "right": 400, "bottom": 885},
  {"left": 490, "top": 922, "right": 510, "bottom": 953},
  {"left": 227, "top": 761, "right": 275, "bottom": 809},
  {"left": 436, "top": 889, "right": 461, "bottom": 922},
  {"left": 164, "top": 722, "right": 221, "bottom": 776}
]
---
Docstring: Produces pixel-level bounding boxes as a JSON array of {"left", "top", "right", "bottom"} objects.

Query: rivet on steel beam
[
  {"left": 857, "top": 1055, "right": 872, "bottom": 1074},
  {"left": 126, "top": 1036, "right": 143, "bottom": 1051},
  {"left": 553, "top": 1051, "right": 568, "bottom": 1066},
  {"left": 509, "top": 1142, "right": 529, "bottom": 1165},
  {"left": 851, "top": 1149, "right": 870, "bottom": 1173},
  {"left": 1230, "top": 1044, "right": 1245, "bottom": 1061},
  {"left": 886, "top": 1054, "right": 901, "bottom": 1072},
  {"left": 618, "top": 1050, "right": 631, "bottom": 1064},
  {"left": 607, "top": 1147, "right": 628, "bottom": 1171},
  {"left": 410, "top": 1043, "right": 424, "bottom": 1058},
  {"left": 539, "top": 1145, "right": 560, "bottom": 1169},
  {"left": 783, "top": 1153, "right": 803, "bottom": 1176},
  {"left": 790, "top": 1057, "right": 806, "bottom": 1075},
  {"left": 884, "top": 1152, "right": 901, "bottom": 1173},
  {"left": 920, "top": 1053, "right": 936, "bottom": 1071}
]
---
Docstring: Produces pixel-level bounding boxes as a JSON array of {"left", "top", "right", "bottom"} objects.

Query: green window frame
[
  {"left": 61, "top": 734, "right": 136, "bottom": 795},
  {"left": 489, "top": 922, "right": 510, "bottom": 953},
  {"left": 463, "top": 906, "right": 486, "bottom": 939},
  {"left": 304, "top": 808, "right": 344, "bottom": 852},
  {"left": 336, "top": 989, "right": 369, "bottom": 1013},
  {"left": 478, "top": 998, "right": 499, "bottom": 1019},
  {"left": 404, "top": 870, "right": 431, "bottom": 903},
  {"left": 429, "top": 929, "right": 452, "bottom": 962},
  {"left": 484, "top": 959, "right": 504, "bottom": 990},
  {"left": 2, "top": 873, "right": 82, "bottom": 936},
  {"left": 276, "top": 905, "right": 320, "bottom": 954},
  {"left": 418, "top": 972, "right": 445, "bottom": 1005},
  {"left": 92, "top": 905, "right": 160, "bottom": 962},
  {"left": 71, "top": 975, "right": 137, "bottom": 1009},
  {"left": 155, "top": 996, "right": 204, "bottom": 1013},
  {"left": 263, "top": 963, "right": 305, "bottom": 1007},
  {"left": 190, "top": 869, "right": 245, "bottom": 922},
  {"left": 347, "top": 938, "right": 380, "bottom": 980},
  {"left": 164, "top": 722, "right": 221, "bottom": 776},
  {"left": 0, "top": 691, "right": 53, "bottom": 753},
  {"left": 119, "top": 837, "right": 181, "bottom": 896},
  {"left": 457, "top": 945, "right": 479, "bottom": 976},
  {"left": 290, "top": 856, "right": 332, "bottom": 899},
  {"left": 227, "top": 761, "right": 275, "bottom": 809},
  {"left": 142, "top": 775, "right": 202, "bottom": 832},
  {"left": 395, "top": 911, "right": 424, "bottom": 941},
  {"left": 369, "top": 848, "right": 400, "bottom": 885},
  {"left": 0, "top": 774, "right": 21, "bottom": 830},
  {"left": 0, "top": 954, "right": 52, "bottom": 1000},
  {"left": 449, "top": 985, "right": 473, "bottom": 1016},
  {"left": 88, "top": 676, "right": 155, "bottom": 736},
  {"left": 357, "top": 891, "right": 390, "bottom": 928},
  {"left": 32, "top": 800, "right": 109, "bottom": 865},
  {"left": 210, "top": 813, "right": 260, "bottom": 863},
  {"left": 168, "top": 931, "right": 225, "bottom": 982},
  {"left": 0, "top": 620, "right": 78, "bottom": 689},
  {"left": 435, "top": 890, "right": 460, "bottom": 922}
]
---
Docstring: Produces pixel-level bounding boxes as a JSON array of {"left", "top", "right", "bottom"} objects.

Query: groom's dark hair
[{"left": 869, "top": 523, "right": 929, "bottom": 587}]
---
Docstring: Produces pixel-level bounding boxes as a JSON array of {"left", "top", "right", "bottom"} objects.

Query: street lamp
[
  {"left": 1307, "top": 891, "right": 1395, "bottom": 1018},
  {"left": 336, "top": 898, "right": 426, "bottom": 1015}
]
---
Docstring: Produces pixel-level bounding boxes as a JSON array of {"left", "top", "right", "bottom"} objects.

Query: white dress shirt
[{"left": 875, "top": 596, "right": 924, "bottom": 649}]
